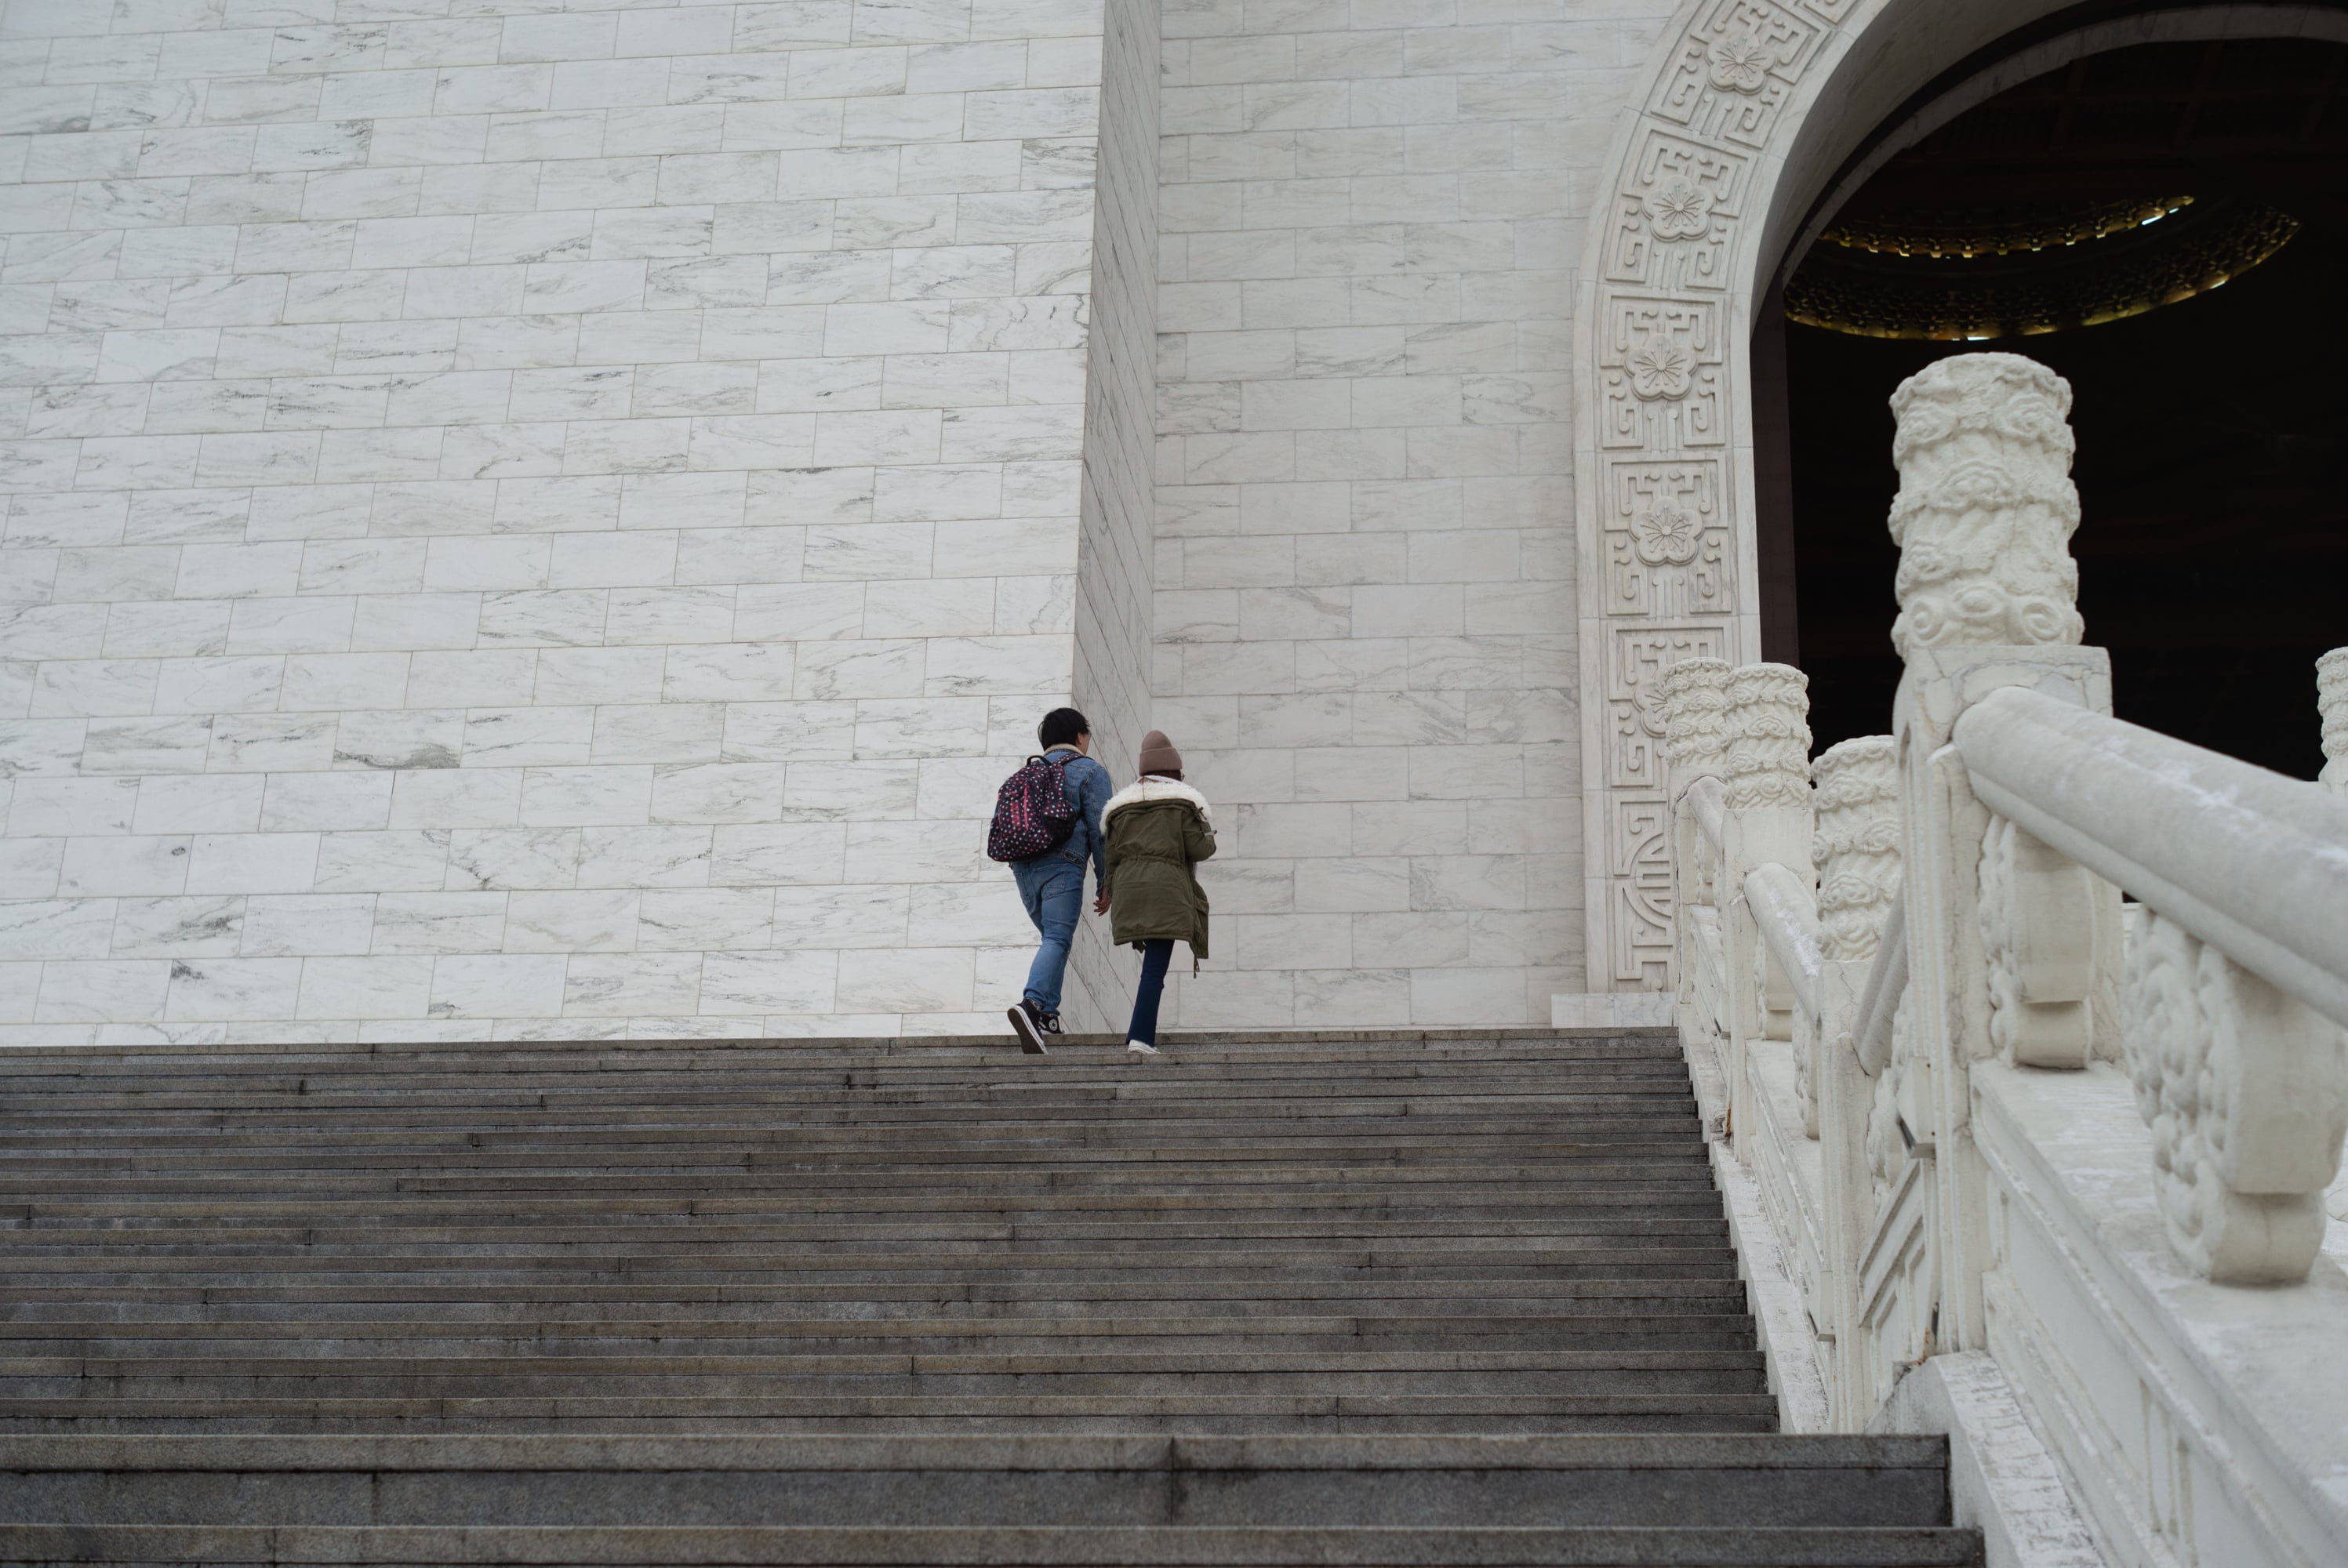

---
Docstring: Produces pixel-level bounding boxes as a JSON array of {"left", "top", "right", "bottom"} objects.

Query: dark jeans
[{"left": 1127, "top": 939, "right": 1173, "bottom": 1045}]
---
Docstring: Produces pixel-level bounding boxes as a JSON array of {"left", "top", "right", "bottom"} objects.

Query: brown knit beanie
[{"left": 1137, "top": 730, "right": 1182, "bottom": 776}]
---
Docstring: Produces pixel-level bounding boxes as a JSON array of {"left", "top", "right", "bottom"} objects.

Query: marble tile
[
  {"left": 428, "top": 953, "right": 567, "bottom": 1018},
  {"left": 907, "top": 880, "right": 1034, "bottom": 947},
  {"left": 648, "top": 760, "right": 787, "bottom": 823},
  {"left": 295, "top": 954, "right": 433, "bottom": 1020},
  {"left": 638, "top": 885, "right": 772, "bottom": 949},
  {"left": 129, "top": 773, "right": 264, "bottom": 833},
  {"left": 575, "top": 825, "right": 711, "bottom": 888},
  {"left": 518, "top": 764, "right": 654, "bottom": 827},
  {"left": 0, "top": 898, "right": 120, "bottom": 962},
  {"left": 443, "top": 827, "right": 581, "bottom": 891},
  {"left": 163, "top": 956, "right": 303, "bottom": 1020},
  {"left": 564, "top": 952, "right": 701, "bottom": 1016},
  {"left": 835, "top": 943, "right": 976, "bottom": 1013},
  {"left": 371, "top": 891, "right": 508, "bottom": 954},
  {"left": 184, "top": 831, "right": 319, "bottom": 895},
  {"left": 0, "top": 838, "right": 67, "bottom": 900},
  {"left": 240, "top": 894, "right": 377, "bottom": 957},
  {"left": 770, "top": 883, "right": 910, "bottom": 948},
  {"left": 37, "top": 959, "right": 170, "bottom": 1024},
  {"left": 60, "top": 834, "right": 191, "bottom": 898},
  {"left": 697, "top": 949, "right": 836, "bottom": 1014},
  {"left": 709, "top": 821, "right": 846, "bottom": 885},
  {"left": 503, "top": 887, "right": 639, "bottom": 953},
  {"left": 313, "top": 829, "right": 452, "bottom": 893}
]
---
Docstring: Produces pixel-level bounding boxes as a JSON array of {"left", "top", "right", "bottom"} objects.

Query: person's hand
[{"left": 1093, "top": 891, "right": 1110, "bottom": 915}]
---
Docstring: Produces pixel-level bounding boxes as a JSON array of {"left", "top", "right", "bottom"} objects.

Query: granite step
[
  {"left": 0, "top": 1523, "right": 1982, "bottom": 1564},
  {"left": 0, "top": 1063, "right": 1697, "bottom": 1094},
  {"left": 0, "top": 1433, "right": 1950, "bottom": 1526},
  {"left": 4, "top": 1210, "right": 1728, "bottom": 1229},
  {"left": 2, "top": 1167, "right": 1722, "bottom": 1190},
  {"left": 0, "top": 1398, "right": 1787, "bottom": 1437},
  {"left": 0, "top": 1283, "right": 1756, "bottom": 1315},
  {"left": 2, "top": 1220, "right": 1730, "bottom": 1250},
  {"left": 0, "top": 1320, "right": 1765, "bottom": 1357}
]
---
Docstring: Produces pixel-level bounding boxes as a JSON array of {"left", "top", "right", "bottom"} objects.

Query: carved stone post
[
  {"left": 1724, "top": 663, "right": 1813, "bottom": 816},
  {"left": 1661, "top": 658, "right": 1733, "bottom": 1028},
  {"left": 1719, "top": 662, "right": 1811, "bottom": 1155},
  {"left": 1811, "top": 735, "right": 1899, "bottom": 1426},
  {"left": 1662, "top": 656, "right": 1732, "bottom": 908},
  {"left": 1663, "top": 657, "right": 1733, "bottom": 790},
  {"left": 2321, "top": 648, "right": 2347, "bottom": 797},
  {"left": 1884, "top": 353, "right": 2119, "bottom": 1356},
  {"left": 1813, "top": 738, "right": 1900, "bottom": 965},
  {"left": 1888, "top": 355, "right": 2084, "bottom": 662}
]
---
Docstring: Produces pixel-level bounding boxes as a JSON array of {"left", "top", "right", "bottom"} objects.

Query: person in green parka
[{"left": 1099, "top": 729, "right": 1214, "bottom": 1057}]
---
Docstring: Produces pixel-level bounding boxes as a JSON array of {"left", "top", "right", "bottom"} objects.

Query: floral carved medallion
[
  {"left": 1706, "top": 31, "right": 1771, "bottom": 93},
  {"left": 1631, "top": 503, "right": 1701, "bottom": 564},
  {"left": 1644, "top": 178, "right": 1713, "bottom": 240},
  {"left": 1627, "top": 335, "right": 1696, "bottom": 401}
]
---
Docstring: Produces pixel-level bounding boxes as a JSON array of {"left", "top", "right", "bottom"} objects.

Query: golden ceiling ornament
[
  {"left": 1821, "top": 195, "right": 2196, "bottom": 260},
  {"left": 1786, "top": 196, "right": 2299, "bottom": 340}
]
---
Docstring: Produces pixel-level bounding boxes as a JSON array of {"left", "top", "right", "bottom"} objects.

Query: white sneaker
[{"left": 1125, "top": 1040, "right": 1161, "bottom": 1056}]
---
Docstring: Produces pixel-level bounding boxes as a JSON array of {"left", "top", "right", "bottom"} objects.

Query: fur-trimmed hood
[{"left": 1101, "top": 775, "right": 1211, "bottom": 827}]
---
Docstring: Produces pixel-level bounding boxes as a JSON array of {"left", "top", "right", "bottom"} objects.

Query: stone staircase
[{"left": 0, "top": 1029, "right": 1983, "bottom": 1564}]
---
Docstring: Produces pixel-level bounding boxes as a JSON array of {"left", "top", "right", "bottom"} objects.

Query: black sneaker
[
  {"left": 1009, "top": 1000, "right": 1049, "bottom": 1054},
  {"left": 1038, "top": 1011, "right": 1064, "bottom": 1035}
]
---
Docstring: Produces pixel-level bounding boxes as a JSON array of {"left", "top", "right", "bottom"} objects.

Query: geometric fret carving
[
  {"left": 1606, "top": 459, "right": 1732, "bottom": 619},
  {"left": 1582, "top": 0, "right": 1855, "bottom": 992}
]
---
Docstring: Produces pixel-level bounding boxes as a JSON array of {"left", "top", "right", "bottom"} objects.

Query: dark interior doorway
[{"left": 1776, "top": 36, "right": 2348, "bottom": 778}]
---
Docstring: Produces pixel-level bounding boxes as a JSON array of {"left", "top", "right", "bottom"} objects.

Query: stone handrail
[
  {"left": 1685, "top": 773, "right": 1727, "bottom": 853},
  {"left": 1850, "top": 894, "right": 1904, "bottom": 1077},
  {"left": 1744, "top": 862, "right": 1823, "bottom": 1020},
  {"left": 1954, "top": 684, "right": 2348, "bottom": 1030}
]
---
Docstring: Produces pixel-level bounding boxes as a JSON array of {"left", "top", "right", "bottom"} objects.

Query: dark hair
[
  {"left": 1037, "top": 707, "right": 1090, "bottom": 749},
  {"left": 1152, "top": 770, "right": 1182, "bottom": 782}
]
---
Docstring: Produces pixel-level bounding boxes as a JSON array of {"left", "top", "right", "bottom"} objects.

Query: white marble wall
[
  {"left": 1150, "top": 0, "right": 1670, "bottom": 1028},
  {"left": 0, "top": 0, "right": 1692, "bottom": 1043},
  {"left": 0, "top": 0, "right": 1152, "bottom": 1042}
]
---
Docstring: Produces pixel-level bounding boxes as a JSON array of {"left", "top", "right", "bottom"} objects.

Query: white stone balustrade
[{"left": 1659, "top": 352, "right": 2348, "bottom": 1567}]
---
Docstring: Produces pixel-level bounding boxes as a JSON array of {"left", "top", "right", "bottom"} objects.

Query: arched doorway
[
  {"left": 1771, "top": 34, "right": 2348, "bottom": 777},
  {"left": 1573, "top": 0, "right": 2348, "bottom": 989}
]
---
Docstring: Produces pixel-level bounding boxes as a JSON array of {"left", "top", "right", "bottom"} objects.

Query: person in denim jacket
[{"left": 1006, "top": 706, "right": 1112, "bottom": 1053}]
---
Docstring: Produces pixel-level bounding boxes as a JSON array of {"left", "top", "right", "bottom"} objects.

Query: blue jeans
[
  {"left": 1128, "top": 939, "right": 1173, "bottom": 1046},
  {"left": 1012, "top": 851, "right": 1086, "bottom": 1015}
]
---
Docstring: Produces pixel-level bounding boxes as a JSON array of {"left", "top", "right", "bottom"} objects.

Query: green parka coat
[{"left": 1101, "top": 778, "right": 1216, "bottom": 962}]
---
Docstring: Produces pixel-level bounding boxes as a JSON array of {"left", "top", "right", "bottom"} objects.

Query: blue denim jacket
[{"left": 1039, "top": 745, "right": 1111, "bottom": 888}]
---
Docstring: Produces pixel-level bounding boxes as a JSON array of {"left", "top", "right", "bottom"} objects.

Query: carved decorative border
[{"left": 1579, "top": 0, "right": 1875, "bottom": 991}]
